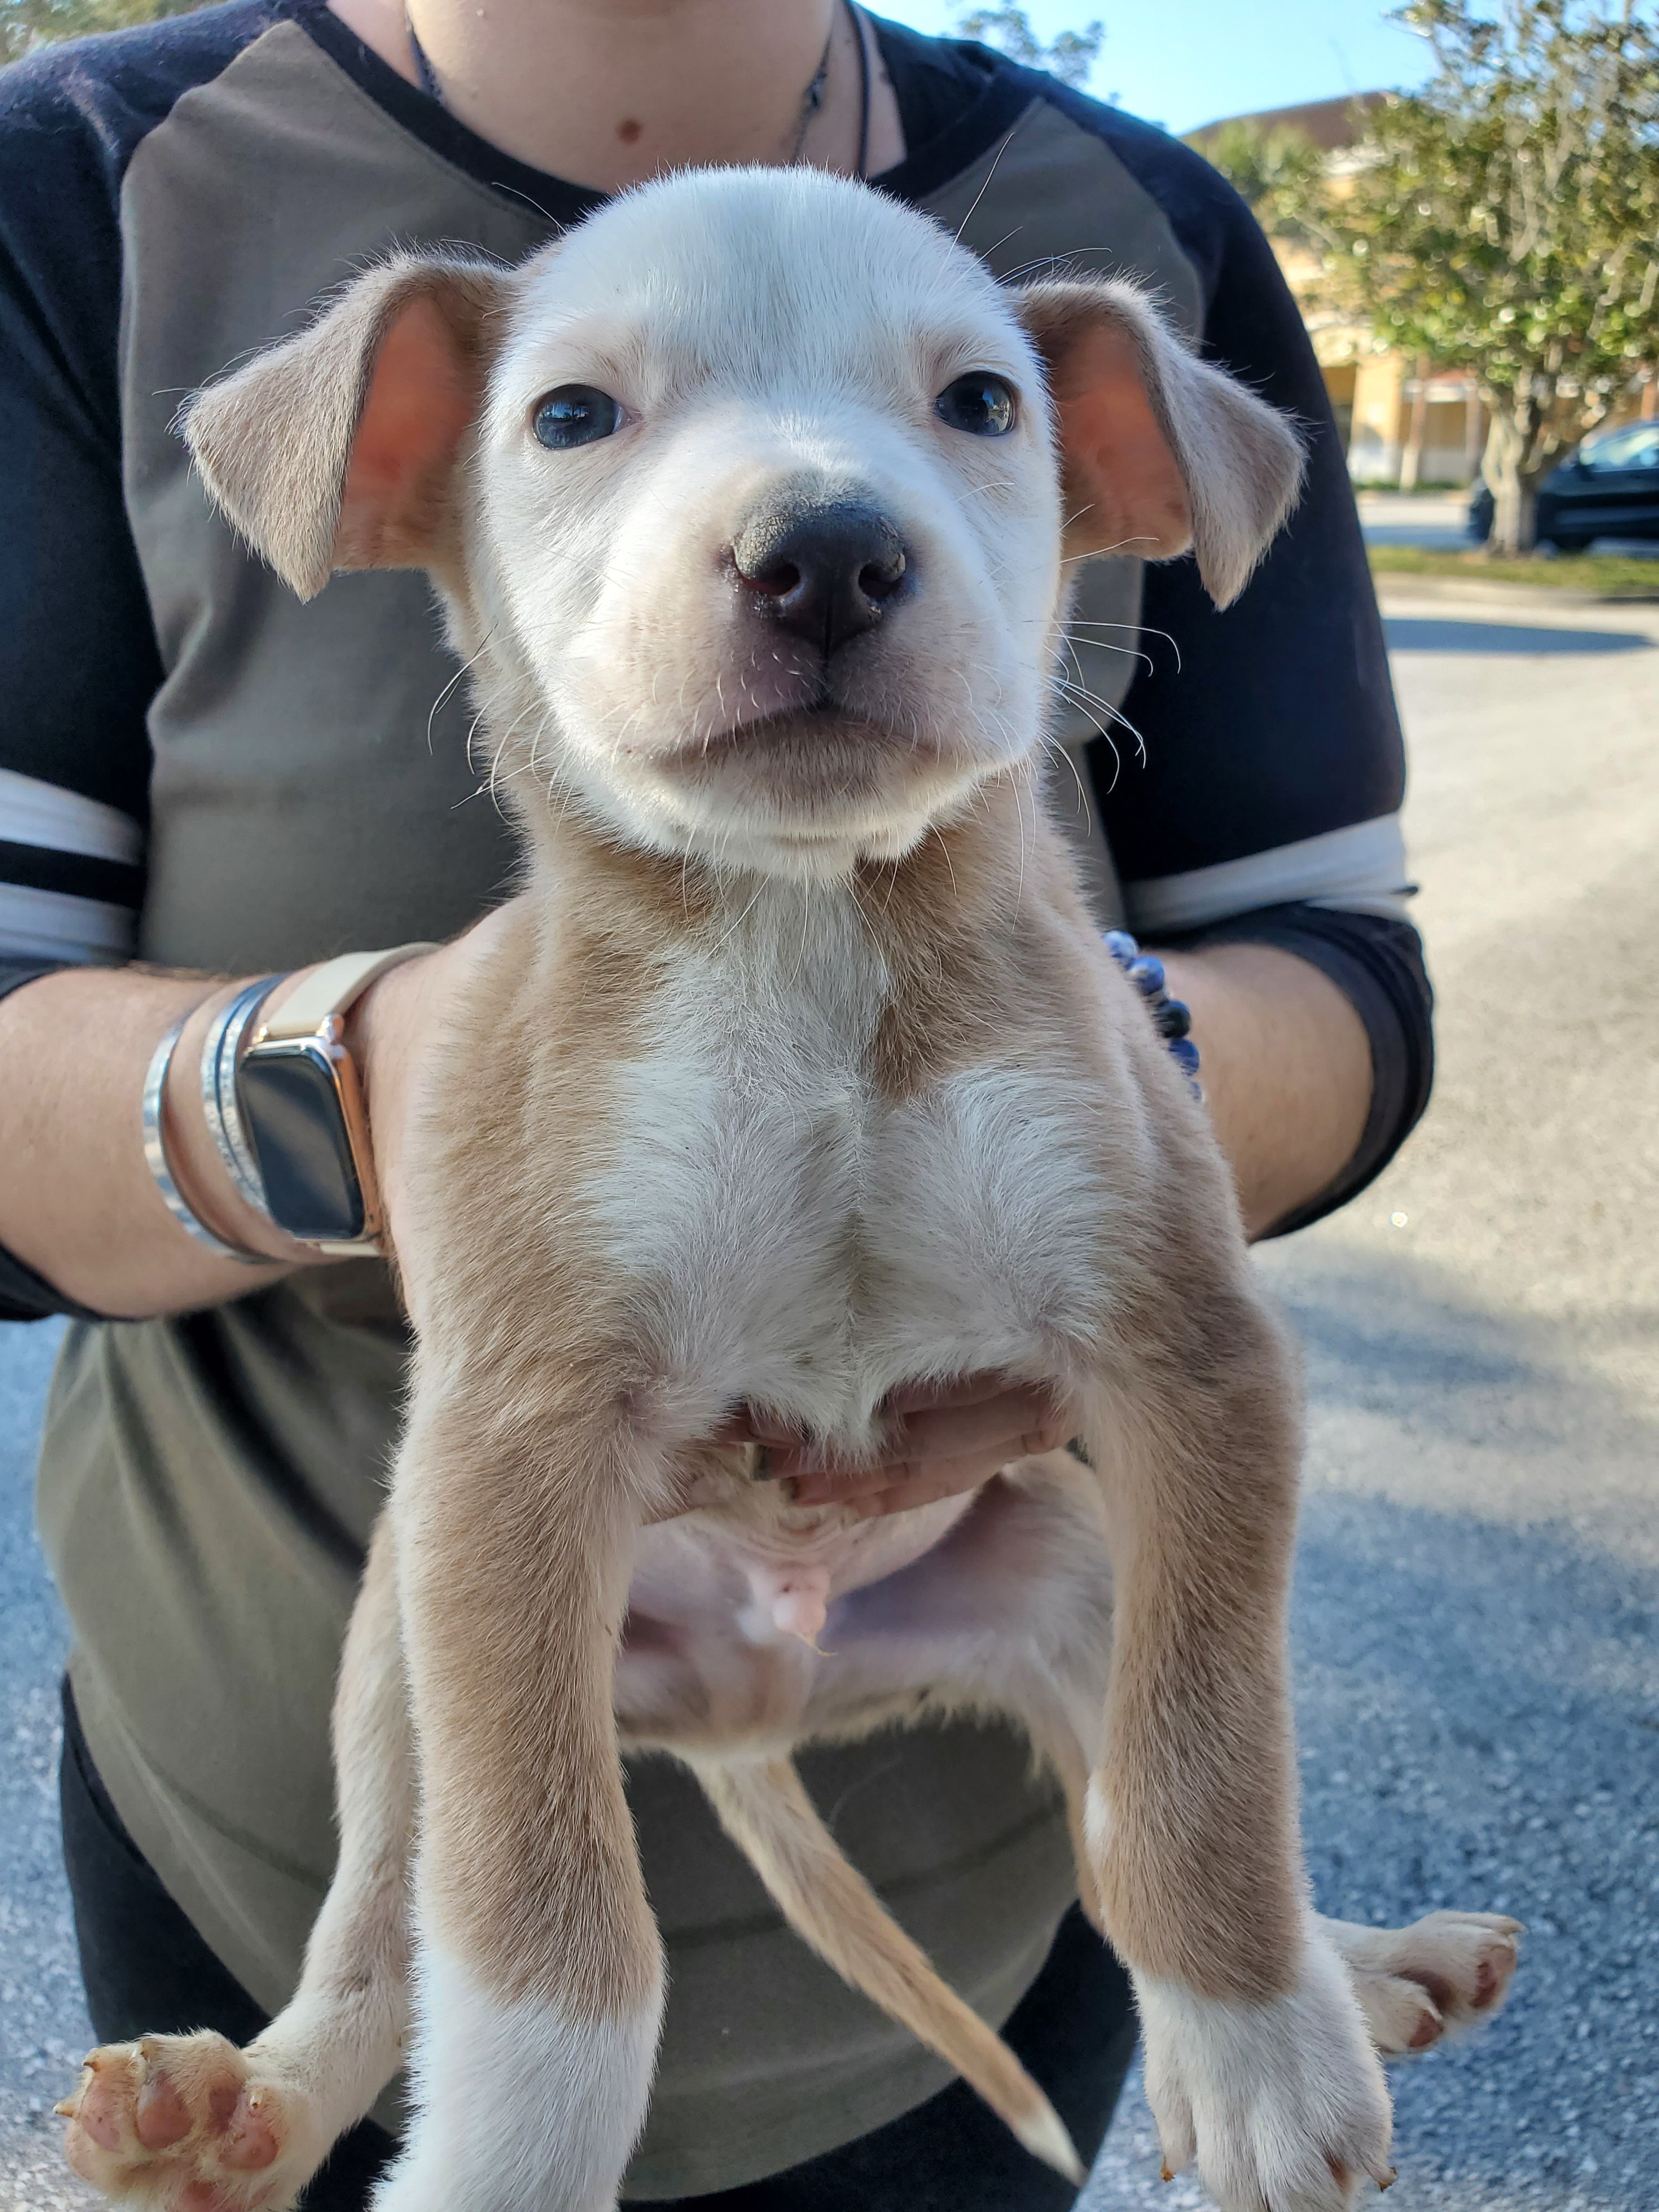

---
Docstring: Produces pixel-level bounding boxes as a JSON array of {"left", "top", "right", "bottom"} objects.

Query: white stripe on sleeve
[
  {"left": 0, "top": 881, "right": 135, "bottom": 963},
  {"left": 1122, "top": 814, "right": 1413, "bottom": 936},
  {"left": 0, "top": 765, "right": 144, "bottom": 865}
]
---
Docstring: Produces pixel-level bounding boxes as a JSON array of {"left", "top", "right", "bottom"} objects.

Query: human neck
[{"left": 329, "top": 0, "right": 905, "bottom": 191}]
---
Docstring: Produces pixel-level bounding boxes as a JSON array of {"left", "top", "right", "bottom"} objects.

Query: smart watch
[{"left": 236, "top": 946, "right": 432, "bottom": 1254}]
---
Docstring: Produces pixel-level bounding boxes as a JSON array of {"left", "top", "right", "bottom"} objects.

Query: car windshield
[{"left": 1578, "top": 424, "right": 1659, "bottom": 471}]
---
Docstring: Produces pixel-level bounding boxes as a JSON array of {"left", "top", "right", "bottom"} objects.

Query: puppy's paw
[
  {"left": 1323, "top": 1910, "right": 1523, "bottom": 2056},
  {"left": 58, "top": 2033, "right": 316, "bottom": 2211},
  {"left": 1137, "top": 1927, "right": 1393, "bottom": 2212}
]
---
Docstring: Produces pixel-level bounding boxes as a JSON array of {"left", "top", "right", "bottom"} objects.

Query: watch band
[
  {"left": 253, "top": 945, "right": 436, "bottom": 1045},
  {"left": 241, "top": 942, "right": 436, "bottom": 1255}
]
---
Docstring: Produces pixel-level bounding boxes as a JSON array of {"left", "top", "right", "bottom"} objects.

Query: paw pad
[{"left": 58, "top": 2033, "right": 296, "bottom": 2210}]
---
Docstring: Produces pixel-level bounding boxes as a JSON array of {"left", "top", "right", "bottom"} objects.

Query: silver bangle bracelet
[
  {"left": 200, "top": 975, "right": 283, "bottom": 1219},
  {"left": 141, "top": 1009, "right": 271, "bottom": 1266}
]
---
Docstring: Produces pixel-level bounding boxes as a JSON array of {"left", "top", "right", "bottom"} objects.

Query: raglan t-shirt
[{"left": 0, "top": 6, "right": 1432, "bottom": 2196}]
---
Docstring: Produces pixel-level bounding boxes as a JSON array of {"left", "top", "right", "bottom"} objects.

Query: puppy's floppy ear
[
  {"left": 180, "top": 252, "right": 511, "bottom": 601},
  {"left": 1015, "top": 278, "right": 1306, "bottom": 609}
]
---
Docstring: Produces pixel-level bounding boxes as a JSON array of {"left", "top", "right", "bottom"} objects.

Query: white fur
[
  {"left": 371, "top": 1945, "right": 664, "bottom": 2212},
  {"left": 1083, "top": 1774, "right": 1113, "bottom": 1862},
  {"left": 582, "top": 882, "right": 1119, "bottom": 1458},
  {"left": 1136, "top": 1923, "right": 1393, "bottom": 2212},
  {"left": 470, "top": 171, "right": 1064, "bottom": 881}
]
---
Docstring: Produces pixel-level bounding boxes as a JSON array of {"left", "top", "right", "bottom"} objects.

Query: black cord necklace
[{"left": 404, "top": 1, "right": 872, "bottom": 180}]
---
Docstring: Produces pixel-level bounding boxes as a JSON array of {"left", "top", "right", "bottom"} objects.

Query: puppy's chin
[{"left": 563, "top": 707, "right": 1011, "bottom": 881}]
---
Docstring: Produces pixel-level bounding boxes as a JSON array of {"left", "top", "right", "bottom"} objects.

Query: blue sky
[{"left": 875, "top": 1, "right": 1436, "bottom": 136}]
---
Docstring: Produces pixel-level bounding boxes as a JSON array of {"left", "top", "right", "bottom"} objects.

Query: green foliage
[
  {"left": 952, "top": 3, "right": 1103, "bottom": 88},
  {"left": 1199, "top": 118, "right": 1329, "bottom": 243},
  {"left": 1, "top": 0, "right": 198, "bottom": 63}
]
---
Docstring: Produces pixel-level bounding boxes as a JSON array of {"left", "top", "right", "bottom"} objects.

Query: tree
[
  {"left": 1199, "top": 118, "right": 1329, "bottom": 249},
  {"left": 1283, "top": 1, "right": 1659, "bottom": 554},
  {"left": 1, "top": 0, "right": 195, "bottom": 62},
  {"left": 952, "top": 4, "right": 1103, "bottom": 88}
]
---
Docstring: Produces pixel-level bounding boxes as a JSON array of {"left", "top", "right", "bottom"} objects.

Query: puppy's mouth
[{"left": 659, "top": 698, "right": 935, "bottom": 773}]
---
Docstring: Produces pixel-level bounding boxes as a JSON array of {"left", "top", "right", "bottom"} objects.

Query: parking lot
[{"left": 3, "top": 579, "right": 1657, "bottom": 2210}]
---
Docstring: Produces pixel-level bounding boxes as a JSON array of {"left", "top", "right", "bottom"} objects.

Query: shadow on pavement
[{"left": 1383, "top": 617, "right": 1653, "bottom": 656}]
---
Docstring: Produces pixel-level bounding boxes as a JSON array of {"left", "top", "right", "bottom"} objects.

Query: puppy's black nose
[{"left": 732, "top": 500, "right": 907, "bottom": 657}]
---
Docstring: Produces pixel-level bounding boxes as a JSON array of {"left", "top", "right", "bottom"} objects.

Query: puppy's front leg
[
  {"left": 60, "top": 1515, "right": 414, "bottom": 2211},
  {"left": 1076, "top": 1288, "right": 1392, "bottom": 2212},
  {"left": 372, "top": 1389, "right": 664, "bottom": 2212}
]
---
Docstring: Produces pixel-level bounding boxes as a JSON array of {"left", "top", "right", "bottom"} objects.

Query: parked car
[{"left": 1468, "top": 420, "right": 1659, "bottom": 549}]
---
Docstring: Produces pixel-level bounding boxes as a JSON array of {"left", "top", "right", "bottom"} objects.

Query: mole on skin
[{"left": 617, "top": 117, "right": 643, "bottom": 143}]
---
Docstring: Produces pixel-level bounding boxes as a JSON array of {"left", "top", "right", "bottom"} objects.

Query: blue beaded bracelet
[{"left": 1103, "top": 929, "right": 1202, "bottom": 1099}]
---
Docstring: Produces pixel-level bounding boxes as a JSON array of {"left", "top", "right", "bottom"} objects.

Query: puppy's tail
[{"left": 693, "top": 1756, "right": 1085, "bottom": 2185}]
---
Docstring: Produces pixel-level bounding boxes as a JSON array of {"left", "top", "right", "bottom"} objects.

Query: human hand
[{"left": 720, "top": 1375, "right": 1074, "bottom": 1521}]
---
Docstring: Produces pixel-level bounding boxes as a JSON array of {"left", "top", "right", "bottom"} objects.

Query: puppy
[{"left": 60, "top": 168, "right": 1520, "bottom": 2212}]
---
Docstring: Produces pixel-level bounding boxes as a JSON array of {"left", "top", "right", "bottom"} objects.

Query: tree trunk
[
  {"left": 1482, "top": 408, "right": 1542, "bottom": 556},
  {"left": 1399, "top": 356, "right": 1431, "bottom": 491},
  {"left": 1489, "top": 466, "right": 1538, "bottom": 556}
]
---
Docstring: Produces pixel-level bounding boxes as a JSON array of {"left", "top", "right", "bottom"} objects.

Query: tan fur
[
  {"left": 697, "top": 1756, "right": 1085, "bottom": 2182},
  {"left": 66, "top": 172, "right": 1517, "bottom": 2212}
]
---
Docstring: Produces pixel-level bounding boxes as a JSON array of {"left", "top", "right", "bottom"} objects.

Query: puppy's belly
[
  {"left": 616, "top": 1490, "right": 977, "bottom": 1745},
  {"left": 614, "top": 1463, "right": 1109, "bottom": 1754}
]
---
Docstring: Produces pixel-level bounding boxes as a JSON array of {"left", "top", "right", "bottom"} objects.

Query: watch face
[{"left": 238, "top": 1042, "right": 366, "bottom": 1243}]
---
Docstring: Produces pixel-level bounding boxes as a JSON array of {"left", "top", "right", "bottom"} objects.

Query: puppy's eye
[
  {"left": 936, "top": 373, "right": 1017, "bottom": 438},
  {"left": 532, "top": 385, "right": 622, "bottom": 450}
]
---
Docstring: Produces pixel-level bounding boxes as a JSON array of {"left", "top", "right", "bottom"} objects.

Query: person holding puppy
[{"left": 0, "top": 2, "right": 1430, "bottom": 2206}]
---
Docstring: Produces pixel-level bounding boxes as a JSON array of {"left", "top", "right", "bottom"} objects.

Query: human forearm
[
  {"left": 0, "top": 966, "right": 312, "bottom": 1317},
  {"left": 1158, "top": 941, "right": 1373, "bottom": 1241}
]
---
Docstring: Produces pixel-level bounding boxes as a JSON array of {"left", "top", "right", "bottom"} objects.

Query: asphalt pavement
[
  {"left": 1358, "top": 490, "right": 1480, "bottom": 551},
  {"left": 3, "top": 582, "right": 1656, "bottom": 2209}
]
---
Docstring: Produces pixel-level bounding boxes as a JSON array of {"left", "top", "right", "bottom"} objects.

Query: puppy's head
[{"left": 184, "top": 169, "right": 1303, "bottom": 881}]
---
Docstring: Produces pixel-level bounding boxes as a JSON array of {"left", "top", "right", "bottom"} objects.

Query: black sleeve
[
  {"left": 0, "top": 35, "right": 160, "bottom": 948},
  {"left": 0, "top": 43, "right": 169, "bottom": 1318},
  {"left": 0, "top": 960, "right": 106, "bottom": 1321}
]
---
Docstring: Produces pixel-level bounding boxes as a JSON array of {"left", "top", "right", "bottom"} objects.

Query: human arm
[{"left": 1158, "top": 939, "right": 1371, "bottom": 1243}]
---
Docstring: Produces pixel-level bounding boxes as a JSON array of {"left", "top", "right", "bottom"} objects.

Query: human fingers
[
  {"left": 774, "top": 1386, "right": 1066, "bottom": 1499},
  {"left": 833, "top": 1458, "right": 1025, "bottom": 1521},
  {"left": 782, "top": 1408, "right": 1070, "bottom": 1509},
  {"left": 881, "top": 1372, "right": 1028, "bottom": 1418}
]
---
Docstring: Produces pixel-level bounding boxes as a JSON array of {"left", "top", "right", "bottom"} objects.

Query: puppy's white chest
[{"left": 581, "top": 907, "right": 1104, "bottom": 1439}]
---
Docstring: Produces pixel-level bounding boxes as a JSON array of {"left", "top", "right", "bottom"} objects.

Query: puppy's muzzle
[{"left": 732, "top": 498, "right": 909, "bottom": 659}]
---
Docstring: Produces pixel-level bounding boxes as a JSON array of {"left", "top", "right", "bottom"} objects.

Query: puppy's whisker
[
  {"left": 952, "top": 114, "right": 1028, "bottom": 245},
  {"left": 1056, "top": 673, "right": 1147, "bottom": 768},
  {"left": 1058, "top": 532, "right": 1161, "bottom": 566},
  {"left": 1054, "top": 681, "right": 1139, "bottom": 788},
  {"left": 1037, "top": 732, "right": 1094, "bottom": 830},
  {"left": 428, "top": 635, "right": 498, "bottom": 759},
  {"left": 1064, "top": 617, "right": 1182, "bottom": 674}
]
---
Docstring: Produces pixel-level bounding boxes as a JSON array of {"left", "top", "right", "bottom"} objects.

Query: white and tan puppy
[{"left": 60, "top": 169, "right": 1519, "bottom": 2212}]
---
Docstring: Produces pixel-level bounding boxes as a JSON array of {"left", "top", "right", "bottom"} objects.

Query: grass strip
[{"left": 1369, "top": 545, "right": 1659, "bottom": 596}]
